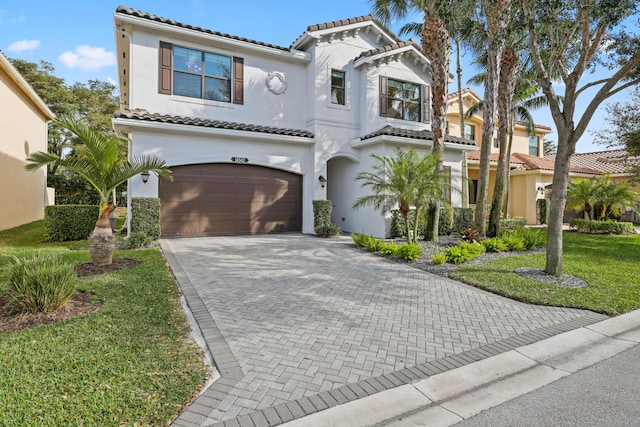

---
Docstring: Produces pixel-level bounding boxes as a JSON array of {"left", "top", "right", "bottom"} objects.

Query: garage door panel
[{"left": 159, "top": 163, "right": 302, "bottom": 237}]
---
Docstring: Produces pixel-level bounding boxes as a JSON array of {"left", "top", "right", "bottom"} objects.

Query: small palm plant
[{"left": 26, "top": 115, "right": 172, "bottom": 265}]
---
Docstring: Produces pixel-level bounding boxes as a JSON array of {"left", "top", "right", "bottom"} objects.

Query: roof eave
[
  {"left": 115, "top": 12, "right": 311, "bottom": 62},
  {"left": 354, "top": 45, "right": 430, "bottom": 70},
  {"left": 0, "top": 54, "right": 55, "bottom": 120},
  {"left": 352, "top": 134, "right": 476, "bottom": 151}
]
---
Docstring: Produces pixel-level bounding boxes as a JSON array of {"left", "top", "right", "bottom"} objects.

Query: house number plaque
[{"left": 231, "top": 157, "right": 249, "bottom": 163}]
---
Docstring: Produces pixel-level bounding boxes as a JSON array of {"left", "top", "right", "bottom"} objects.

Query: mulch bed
[{"left": 1, "top": 258, "right": 141, "bottom": 334}]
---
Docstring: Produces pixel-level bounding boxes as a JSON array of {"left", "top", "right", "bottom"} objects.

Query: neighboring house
[
  {"left": 111, "top": 7, "right": 476, "bottom": 238},
  {"left": 447, "top": 88, "right": 599, "bottom": 224},
  {"left": 0, "top": 52, "right": 55, "bottom": 232}
]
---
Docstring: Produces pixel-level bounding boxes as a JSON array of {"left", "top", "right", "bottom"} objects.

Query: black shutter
[
  {"left": 159, "top": 42, "right": 172, "bottom": 95},
  {"left": 233, "top": 56, "right": 244, "bottom": 105},
  {"left": 380, "top": 75, "right": 388, "bottom": 117}
]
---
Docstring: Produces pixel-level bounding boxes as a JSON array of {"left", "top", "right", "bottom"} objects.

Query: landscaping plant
[{"left": 396, "top": 243, "right": 423, "bottom": 261}]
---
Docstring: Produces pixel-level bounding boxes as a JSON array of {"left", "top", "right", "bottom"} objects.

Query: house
[
  {"left": 111, "top": 7, "right": 476, "bottom": 238},
  {"left": 0, "top": 52, "right": 55, "bottom": 232},
  {"left": 446, "top": 88, "right": 601, "bottom": 224}
]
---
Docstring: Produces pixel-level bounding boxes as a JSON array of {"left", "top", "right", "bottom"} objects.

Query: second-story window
[
  {"left": 493, "top": 130, "right": 499, "bottom": 148},
  {"left": 465, "top": 124, "right": 475, "bottom": 141},
  {"left": 529, "top": 135, "right": 539, "bottom": 156},
  {"left": 173, "top": 46, "right": 232, "bottom": 102},
  {"left": 331, "top": 69, "right": 346, "bottom": 105},
  {"left": 383, "top": 78, "right": 421, "bottom": 122}
]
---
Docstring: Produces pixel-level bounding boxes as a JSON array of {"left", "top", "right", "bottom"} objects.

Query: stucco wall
[{"left": 0, "top": 69, "right": 49, "bottom": 231}]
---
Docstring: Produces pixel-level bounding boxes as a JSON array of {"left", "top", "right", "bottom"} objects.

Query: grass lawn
[
  {"left": 0, "top": 221, "right": 207, "bottom": 426},
  {"left": 450, "top": 231, "right": 640, "bottom": 315}
]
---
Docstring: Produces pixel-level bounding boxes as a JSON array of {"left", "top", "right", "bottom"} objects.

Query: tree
[
  {"left": 9, "top": 58, "right": 120, "bottom": 174},
  {"left": 25, "top": 116, "right": 172, "bottom": 266},
  {"left": 543, "top": 138, "right": 557, "bottom": 155},
  {"left": 593, "top": 175, "right": 639, "bottom": 220},
  {"left": 474, "top": 0, "right": 513, "bottom": 236},
  {"left": 523, "top": 0, "right": 640, "bottom": 276},
  {"left": 352, "top": 148, "right": 449, "bottom": 244},
  {"left": 566, "top": 177, "right": 601, "bottom": 220},
  {"left": 372, "top": 0, "right": 473, "bottom": 242}
]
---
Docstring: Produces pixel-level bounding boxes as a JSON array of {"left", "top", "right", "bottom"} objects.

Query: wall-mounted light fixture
[
  {"left": 319, "top": 175, "right": 327, "bottom": 188},
  {"left": 141, "top": 171, "right": 150, "bottom": 184},
  {"left": 537, "top": 186, "right": 544, "bottom": 192}
]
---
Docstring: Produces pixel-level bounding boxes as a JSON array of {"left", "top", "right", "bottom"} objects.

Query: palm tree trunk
[{"left": 90, "top": 199, "right": 116, "bottom": 266}]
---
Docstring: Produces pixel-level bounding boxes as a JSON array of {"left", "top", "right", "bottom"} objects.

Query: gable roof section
[
  {"left": 361, "top": 125, "right": 475, "bottom": 146},
  {"left": 291, "top": 14, "right": 402, "bottom": 50},
  {"left": 447, "top": 87, "right": 482, "bottom": 103},
  {"left": 113, "top": 109, "right": 314, "bottom": 138},
  {"left": 0, "top": 51, "right": 55, "bottom": 121},
  {"left": 115, "top": 6, "right": 290, "bottom": 52}
]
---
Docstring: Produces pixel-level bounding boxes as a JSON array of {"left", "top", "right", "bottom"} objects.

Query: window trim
[
  {"left": 529, "top": 135, "right": 539, "bottom": 156},
  {"left": 379, "top": 76, "right": 424, "bottom": 123},
  {"left": 464, "top": 124, "right": 476, "bottom": 141},
  {"left": 330, "top": 69, "right": 346, "bottom": 106},
  {"left": 158, "top": 42, "right": 243, "bottom": 105}
]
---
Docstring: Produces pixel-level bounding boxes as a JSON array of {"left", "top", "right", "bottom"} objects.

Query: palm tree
[
  {"left": 566, "top": 177, "right": 601, "bottom": 220},
  {"left": 593, "top": 175, "right": 639, "bottom": 220},
  {"left": 352, "top": 148, "right": 449, "bottom": 244},
  {"left": 371, "top": 0, "right": 473, "bottom": 242},
  {"left": 26, "top": 115, "right": 172, "bottom": 266}
]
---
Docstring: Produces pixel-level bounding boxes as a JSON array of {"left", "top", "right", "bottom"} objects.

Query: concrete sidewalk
[{"left": 281, "top": 309, "right": 640, "bottom": 426}]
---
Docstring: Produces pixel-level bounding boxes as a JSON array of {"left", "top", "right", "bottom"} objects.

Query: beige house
[
  {"left": 446, "top": 88, "right": 608, "bottom": 224},
  {"left": 0, "top": 52, "right": 55, "bottom": 231}
]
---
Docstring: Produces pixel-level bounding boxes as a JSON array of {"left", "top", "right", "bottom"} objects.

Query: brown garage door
[{"left": 159, "top": 163, "right": 302, "bottom": 237}]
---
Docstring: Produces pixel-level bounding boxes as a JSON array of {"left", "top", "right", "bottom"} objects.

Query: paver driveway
[{"left": 161, "top": 234, "right": 605, "bottom": 427}]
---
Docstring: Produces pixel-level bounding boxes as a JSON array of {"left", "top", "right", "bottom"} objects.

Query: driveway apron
[{"left": 161, "top": 234, "right": 605, "bottom": 427}]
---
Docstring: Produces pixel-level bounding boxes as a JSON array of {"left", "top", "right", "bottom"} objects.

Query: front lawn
[
  {"left": 0, "top": 221, "right": 207, "bottom": 426},
  {"left": 450, "top": 231, "right": 640, "bottom": 315}
]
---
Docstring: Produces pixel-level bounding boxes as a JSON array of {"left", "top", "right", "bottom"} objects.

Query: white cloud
[
  {"left": 10, "top": 14, "right": 24, "bottom": 23},
  {"left": 58, "top": 45, "right": 116, "bottom": 71},
  {"left": 7, "top": 39, "right": 40, "bottom": 52}
]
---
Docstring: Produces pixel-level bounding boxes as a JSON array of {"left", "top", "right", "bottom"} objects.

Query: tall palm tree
[
  {"left": 371, "top": 0, "right": 473, "bottom": 242},
  {"left": 26, "top": 115, "right": 172, "bottom": 266},
  {"left": 352, "top": 148, "right": 449, "bottom": 244}
]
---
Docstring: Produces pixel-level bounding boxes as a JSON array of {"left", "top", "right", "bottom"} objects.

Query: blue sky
[{"left": 0, "top": 1, "right": 626, "bottom": 153}]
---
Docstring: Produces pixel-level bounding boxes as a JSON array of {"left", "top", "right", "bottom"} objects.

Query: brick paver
[{"left": 162, "top": 235, "right": 604, "bottom": 426}]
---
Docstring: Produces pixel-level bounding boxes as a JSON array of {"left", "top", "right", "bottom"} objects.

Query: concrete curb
[{"left": 280, "top": 310, "right": 640, "bottom": 426}]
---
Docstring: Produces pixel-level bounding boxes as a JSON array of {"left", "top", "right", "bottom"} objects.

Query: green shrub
[
  {"left": 8, "top": 253, "right": 77, "bottom": 313},
  {"left": 48, "top": 174, "right": 101, "bottom": 205},
  {"left": 123, "top": 232, "right": 155, "bottom": 249},
  {"left": 130, "top": 197, "right": 161, "bottom": 240},
  {"left": 445, "top": 245, "right": 473, "bottom": 264},
  {"left": 45, "top": 205, "right": 100, "bottom": 241},
  {"left": 499, "top": 216, "right": 527, "bottom": 231},
  {"left": 510, "top": 226, "right": 546, "bottom": 249},
  {"left": 501, "top": 234, "right": 527, "bottom": 251},
  {"left": 313, "top": 200, "right": 332, "bottom": 229},
  {"left": 379, "top": 241, "right": 399, "bottom": 256},
  {"left": 536, "top": 199, "right": 549, "bottom": 225},
  {"left": 452, "top": 207, "right": 475, "bottom": 234},
  {"left": 390, "top": 209, "right": 422, "bottom": 239},
  {"left": 459, "top": 242, "right": 486, "bottom": 256},
  {"left": 395, "top": 243, "right": 423, "bottom": 261},
  {"left": 569, "top": 219, "right": 635, "bottom": 235},
  {"left": 362, "top": 235, "right": 383, "bottom": 251},
  {"left": 315, "top": 223, "right": 341, "bottom": 238},
  {"left": 482, "top": 237, "right": 508, "bottom": 252},
  {"left": 431, "top": 250, "right": 447, "bottom": 264}
]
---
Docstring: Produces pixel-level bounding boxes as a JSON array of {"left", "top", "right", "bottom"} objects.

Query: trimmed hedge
[
  {"left": 47, "top": 174, "right": 100, "bottom": 205},
  {"left": 569, "top": 219, "right": 635, "bottom": 235},
  {"left": 390, "top": 206, "right": 475, "bottom": 238},
  {"left": 536, "top": 199, "right": 549, "bottom": 225},
  {"left": 45, "top": 205, "right": 99, "bottom": 241},
  {"left": 313, "top": 199, "right": 332, "bottom": 229},
  {"left": 499, "top": 216, "right": 527, "bottom": 230},
  {"left": 130, "top": 197, "right": 161, "bottom": 240}
]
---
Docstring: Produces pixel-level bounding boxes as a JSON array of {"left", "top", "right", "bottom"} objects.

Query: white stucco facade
[{"left": 112, "top": 7, "right": 476, "bottom": 238}]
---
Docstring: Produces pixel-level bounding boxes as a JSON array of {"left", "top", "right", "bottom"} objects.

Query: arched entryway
[{"left": 159, "top": 163, "right": 302, "bottom": 237}]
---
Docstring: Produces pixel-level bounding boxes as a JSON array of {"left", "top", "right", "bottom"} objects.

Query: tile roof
[
  {"left": 558, "top": 149, "right": 640, "bottom": 174},
  {"left": 361, "top": 125, "right": 476, "bottom": 146},
  {"left": 304, "top": 15, "right": 402, "bottom": 43},
  {"left": 115, "top": 6, "right": 290, "bottom": 52},
  {"left": 354, "top": 40, "right": 421, "bottom": 61},
  {"left": 466, "top": 151, "right": 600, "bottom": 175},
  {"left": 114, "top": 110, "right": 314, "bottom": 138}
]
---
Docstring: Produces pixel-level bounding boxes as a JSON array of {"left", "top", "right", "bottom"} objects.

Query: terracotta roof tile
[
  {"left": 115, "top": 6, "right": 290, "bottom": 52},
  {"left": 467, "top": 151, "right": 600, "bottom": 174},
  {"left": 361, "top": 125, "right": 476, "bottom": 146},
  {"left": 354, "top": 40, "right": 421, "bottom": 61},
  {"left": 114, "top": 110, "right": 314, "bottom": 138},
  {"left": 558, "top": 149, "right": 640, "bottom": 174}
]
